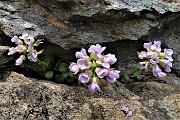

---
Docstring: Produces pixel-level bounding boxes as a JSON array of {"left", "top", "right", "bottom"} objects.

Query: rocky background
[{"left": 0, "top": 0, "right": 180, "bottom": 119}]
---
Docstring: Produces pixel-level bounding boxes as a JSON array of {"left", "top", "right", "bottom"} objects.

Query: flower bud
[
  {"left": 34, "top": 39, "right": 43, "bottom": 46},
  {"left": 90, "top": 53, "right": 98, "bottom": 60}
]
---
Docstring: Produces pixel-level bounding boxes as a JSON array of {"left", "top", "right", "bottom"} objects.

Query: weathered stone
[
  {"left": 148, "top": 14, "right": 180, "bottom": 73},
  {"left": 0, "top": 0, "right": 179, "bottom": 49},
  {"left": 0, "top": 0, "right": 179, "bottom": 73},
  {"left": 0, "top": 71, "right": 180, "bottom": 119},
  {"left": 0, "top": 1, "right": 179, "bottom": 119},
  {"left": 0, "top": 30, "right": 13, "bottom": 69}
]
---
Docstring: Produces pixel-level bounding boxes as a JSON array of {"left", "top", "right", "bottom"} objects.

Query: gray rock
[
  {"left": 148, "top": 14, "right": 180, "bottom": 73},
  {"left": 0, "top": 0, "right": 179, "bottom": 49},
  {"left": 0, "top": 30, "right": 13, "bottom": 69},
  {"left": 0, "top": 0, "right": 179, "bottom": 73},
  {"left": 0, "top": 71, "right": 179, "bottom": 120}
]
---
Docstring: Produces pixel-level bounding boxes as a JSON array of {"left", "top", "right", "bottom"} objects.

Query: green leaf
[
  {"left": 27, "top": 54, "right": 32, "bottom": 61},
  {"left": 45, "top": 71, "right": 54, "bottom": 79},
  {"left": 38, "top": 61, "right": 47, "bottom": 67},
  {"left": 37, "top": 49, "right": 44, "bottom": 54},
  {"left": 133, "top": 63, "right": 143, "bottom": 76},
  {"left": 44, "top": 58, "right": 51, "bottom": 66},
  {"left": 62, "top": 72, "right": 68, "bottom": 79},
  {"left": 43, "top": 56, "right": 55, "bottom": 68},
  {"left": 54, "top": 75, "right": 64, "bottom": 83},
  {"left": 121, "top": 74, "right": 129, "bottom": 84},
  {"left": 133, "top": 69, "right": 142, "bottom": 76},
  {"left": 59, "top": 63, "right": 69, "bottom": 72},
  {"left": 148, "top": 64, "right": 153, "bottom": 71},
  {"left": 124, "top": 74, "right": 129, "bottom": 81},
  {"left": 134, "top": 63, "right": 141, "bottom": 71},
  {"left": 68, "top": 71, "right": 74, "bottom": 77},
  {"left": 55, "top": 60, "right": 62, "bottom": 69}
]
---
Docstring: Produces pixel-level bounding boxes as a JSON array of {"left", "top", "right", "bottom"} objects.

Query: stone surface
[
  {"left": 0, "top": 0, "right": 180, "bottom": 118},
  {"left": 0, "top": 30, "right": 13, "bottom": 69},
  {"left": 0, "top": 0, "right": 179, "bottom": 72},
  {"left": 0, "top": 0, "right": 179, "bottom": 49},
  {"left": 0, "top": 71, "right": 179, "bottom": 120},
  {"left": 148, "top": 15, "right": 180, "bottom": 73}
]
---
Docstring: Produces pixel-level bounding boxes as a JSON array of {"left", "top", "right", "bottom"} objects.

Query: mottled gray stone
[
  {"left": 148, "top": 15, "right": 180, "bottom": 73},
  {"left": 0, "top": 0, "right": 179, "bottom": 49},
  {"left": 0, "top": 71, "right": 179, "bottom": 120},
  {"left": 0, "top": 0, "right": 179, "bottom": 73}
]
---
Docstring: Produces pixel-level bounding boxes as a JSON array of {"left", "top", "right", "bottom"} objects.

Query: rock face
[
  {"left": 0, "top": 0, "right": 179, "bottom": 71},
  {"left": 0, "top": 71, "right": 180, "bottom": 120},
  {"left": 0, "top": 1, "right": 180, "bottom": 119}
]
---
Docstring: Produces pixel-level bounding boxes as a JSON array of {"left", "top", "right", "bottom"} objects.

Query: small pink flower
[
  {"left": 150, "top": 54, "right": 159, "bottom": 64},
  {"left": 147, "top": 50, "right": 155, "bottom": 56},
  {"left": 19, "top": 32, "right": 30, "bottom": 40},
  {"left": 75, "top": 48, "right": 87, "bottom": 59},
  {"left": 88, "top": 44, "right": 106, "bottom": 55},
  {"left": 161, "top": 59, "right": 172, "bottom": 72},
  {"left": 15, "top": 58, "right": 23, "bottom": 66},
  {"left": 95, "top": 68, "right": 108, "bottom": 78},
  {"left": 19, "top": 32, "right": 35, "bottom": 45},
  {"left": 78, "top": 72, "right": 90, "bottom": 84},
  {"left": 164, "top": 49, "right": 173, "bottom": 61},
  {"left": 11, "top": 36, "right": 21, "bottom": 44},
  {"left": 77, "top": 56, "right": 91, "bottom": 70},
  {"left": 96, "top": 54, "right": 117, "bottom": 68},
  {"left": 106, "top": 70, "right": 120, "bottom": 83},
  {"left": 104, "top": 54, "right": 117, "bottom": 65},
  {"left": 164, "top": 49, "right": 173, "bottom": 56},
  {"left": 138, "top": 51, "right": 148, "bottom": 59},
  {"left": 88, "top": 83, "right": 101, "bottom": 93},
  {"left": 69, "top": 62, "right": 80, "bottom": 74},
  {"left": 122, "top": 105, "right": 128, "bottom": 113},
  {"left": 157, "top": 71, "right": 166, "bottom": 79},
  {"left": 127, "top": 111, "right": 133, "bottom": 117},
  {"left": 152, "top": 65, "right": 166, "bottom": 79},
  {"left": 15, "top": 55, "right": 25, "bottom": 66},
  {"left": 27, "top": 44, "right": 33, "bottom": 52},
  {"left": 8, "top": 47, "right": 16, "bottom": 55},
  {"left": 31, "top": 50, "right": 38, "bottom": 62},
  {"left": 143, "top": 42, "right": 152, "bottom": 51},
  {"left": 152, "top": 65, "right": 161, "bottom": 77},
  {"left": 96, "top": 54, "right": 110, "bottom": 68},
  {"left": 15, "top": 45, "right": 27, "bottom": 53},
  {"left": 151, "top": 41, "right": 161, "bottom": 52},
  {"left": 139, "top": 61, "right": 149, "bottom": 70}
]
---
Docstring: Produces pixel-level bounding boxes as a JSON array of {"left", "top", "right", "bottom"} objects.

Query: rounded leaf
[
  {"left": 62, "top": 72, "right": 68, "bottom": 79},
  {"left": 68, "top": 71, "right": 74, "bottom": 77},
  {"left": 59, "top": 63, "right": 69, "bottom": 72},
  {"left": 45, "top": 71, "right": 54, "bottom": 79}
]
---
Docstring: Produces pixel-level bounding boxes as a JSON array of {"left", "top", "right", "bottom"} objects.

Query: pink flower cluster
[
  {"left": 8, "top": 32, "right": 43, "bottom": 66},
  {"left": 138, "top": 41, "right": 173, "bottom": 79},
  {"left": 69, "top": 44, "right": 120, "bottom": 93}
]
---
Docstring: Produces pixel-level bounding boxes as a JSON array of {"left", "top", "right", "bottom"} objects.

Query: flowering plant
[
  {"left": 69, "top": 44, "right": 120, "bottom": 93},
  {"left": 30, "top": 56, "right": 74, "bottom": 83},
  {"left": 122, "top": 104, "right": 133, "bottom": 117},
  {"left": 138, "top": 41, "right": 173, "bottom": 79},
  {"left": 8, "top": 32, "right": 43, "bottom": 65}
]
